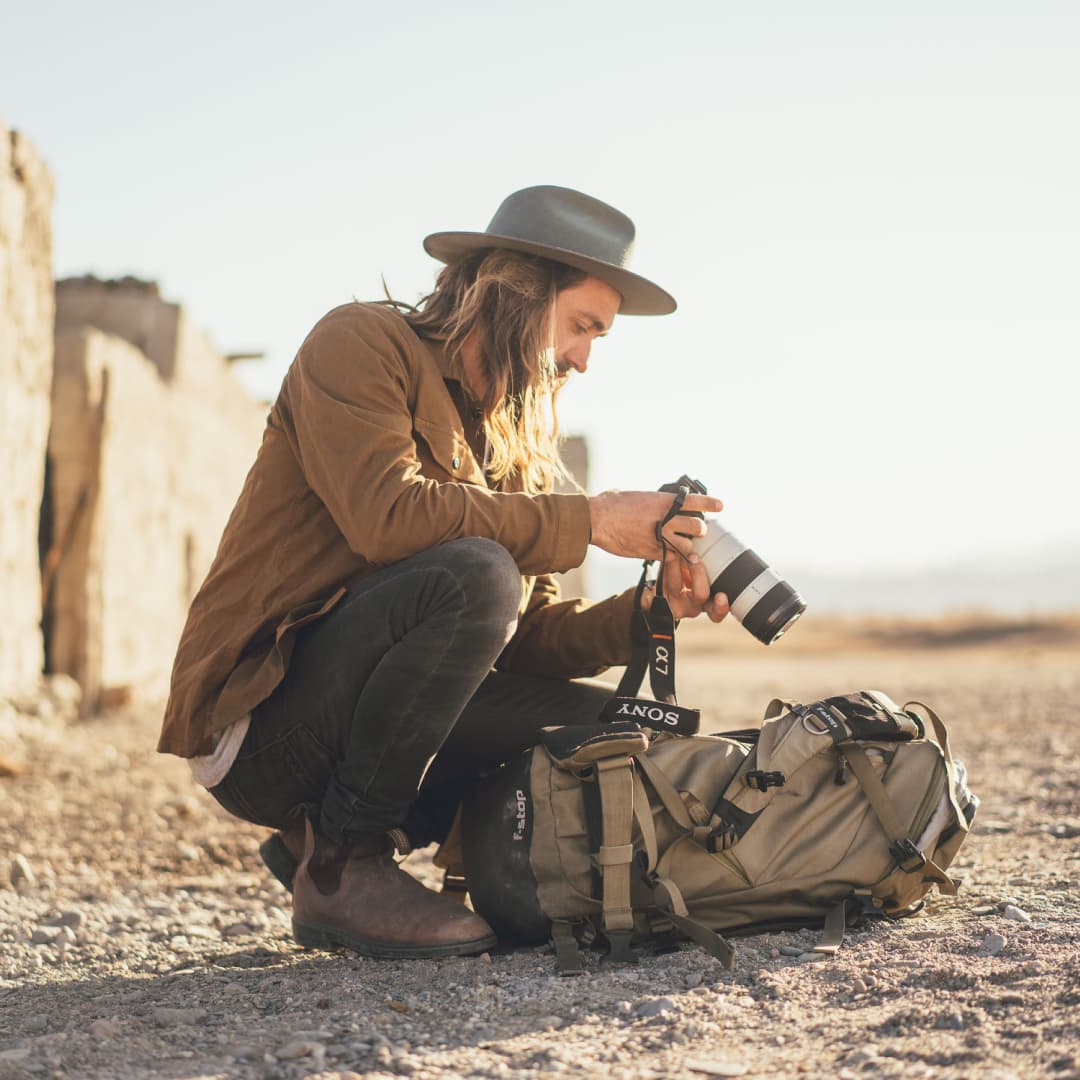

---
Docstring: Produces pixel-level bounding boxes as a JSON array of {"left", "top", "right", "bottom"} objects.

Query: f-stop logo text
[{"left": 513, "top": 789, "right": 528, "bottom": 841}]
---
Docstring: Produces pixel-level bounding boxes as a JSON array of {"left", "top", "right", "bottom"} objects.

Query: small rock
[
  {"left": 1003, "top": 904, "right": 1031, "bottom": 924},
  {"left": 635, "top": 997, "right": 676, "bottom": 1018},
  {"left": 769, "top": 948, "right": 781, "bottom": 958},
  {"left": 536, "top": 1016, "right": 565, "bottom": 1029},
  {"left": 177, "top": 842, "right": 200, "bottom": 861},
  {"left": 797, "top": 951, "right": 827, "bottom": 963},
  {"left": 972, "top": 904, "right": 996, "bottom": 915},
  {"left": 851, "top": 977, "right": 868, "bottom": 994},
  {"left": 57, "top": 910, "right": 84, "bottom": 929},
  {"left": 934, "top": 1010, "right": 965, "bottom": 1030},
  {"left": 277, "top": 1040, "right": 324, "bottom": 1060},
  {"left": 10, "top": 854, "right": 35, "bottom": 889},
  {"left": 222, "top": 922, "right": 251, "bottom": 938},
  {"left": 779, "top": 945, "right": 803, "bottom": 957},
  {"left": 89, "top": 1018, "right": 122, "bottom": 1038},
  {"left": 982, "top": 933, "right": 1007, "bottom": 956},
  {"left": 24, "top": 1015, "right": 48, "bottom": 1035},
  {"left": 847, "top": 1049, "right": 879, "bottom": 1066},
  {"left": 685, "top": 972, "right": 704, "bottom": 989},
  {"left": 686, "top": 1060, "right": 750, "bottom": 1077},
  {"left": 30, "top": 927, "right": 62, "bottom": 946},
  {"left": 152, "top": 1006, "right": 207, "bottom": 1026}
]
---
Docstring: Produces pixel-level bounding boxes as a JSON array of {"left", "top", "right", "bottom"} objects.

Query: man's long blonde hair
[{"left": 401, "top": 249, "right": 587, "bottom": 495}]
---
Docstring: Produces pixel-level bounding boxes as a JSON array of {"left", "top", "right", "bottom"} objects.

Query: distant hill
[
  {"left": 793, "top": 538, "right": 1080, "bottom": 615},
  {"left": 582, "top": 537, "right": 1080, "bottom": 616}
]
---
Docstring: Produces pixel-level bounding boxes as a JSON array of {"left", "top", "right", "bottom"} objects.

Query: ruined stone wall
[
  {"left": 556, "top": 435, "right": 589, "bottom": 599},
  {"left": 50, "top": 282, "right": 266, "bottom": 707},
  {"left": 0, "top": 122, "right": 53, "bottom": 697}
]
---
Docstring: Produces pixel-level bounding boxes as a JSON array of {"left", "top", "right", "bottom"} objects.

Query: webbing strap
[
  {"left": 840, "top": 744, "right": 957, "bottom": 894},
  {"left": 631, "top": 772, "right": 659, "bottom": 875},
  {"left": 650, "top": 875, "right": 735, "bottom": 968},
  {"left": 595, "top": 757, "right": 636, "bottom": 933},
  {"left": 551, "top": 919, "right": 585, "bottom": 976},
  {"left": 636, "top": 753, "right": 694, "bottom": 832},
  {"left": 815, "top": 899, "right": 847, "bottom": 955}
]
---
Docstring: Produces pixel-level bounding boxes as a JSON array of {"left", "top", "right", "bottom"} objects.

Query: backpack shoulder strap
[
  {"left": 594, "top": 756, "right": 637, "bottom": 941},
  {"left": 839, "top": 744, "right": 958, "bottom": 894}
]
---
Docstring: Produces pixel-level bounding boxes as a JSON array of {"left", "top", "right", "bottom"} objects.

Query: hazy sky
[{"left": 4, "top": 0, "right": 1078, "bottom": 581}]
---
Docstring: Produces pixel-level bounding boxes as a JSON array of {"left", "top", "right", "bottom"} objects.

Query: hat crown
[{"left": 486, "top": 186, "right": 637, "bottom": 269}]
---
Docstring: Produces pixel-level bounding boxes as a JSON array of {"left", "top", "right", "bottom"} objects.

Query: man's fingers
[
  {"left": 708, "top": 592, "right": 730, "bottom": 624},
  {"left": 689, "top": 557, "right": 712, "bottom": 606},
  {"left": 681, "top": 494, "right": 723, "bottom": 515}
]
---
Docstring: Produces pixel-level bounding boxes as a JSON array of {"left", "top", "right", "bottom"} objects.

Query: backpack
[{"left": 457, "top": 579, "right": 978, "bottom": 972}]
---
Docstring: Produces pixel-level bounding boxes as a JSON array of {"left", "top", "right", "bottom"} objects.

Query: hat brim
[{"left": 423, "top": 231, "right": 677, "bottom": 316}]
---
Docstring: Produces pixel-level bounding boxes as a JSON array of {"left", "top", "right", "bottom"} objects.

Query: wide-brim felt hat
[{"left": 423, "top": 185, "right": 676, "bottom": 316}]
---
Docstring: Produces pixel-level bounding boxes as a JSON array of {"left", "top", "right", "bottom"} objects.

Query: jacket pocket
[{"left": 413, "top": 418, "right": 484, "bottom": 484}]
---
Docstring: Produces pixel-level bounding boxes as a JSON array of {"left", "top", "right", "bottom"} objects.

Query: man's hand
[
  {"left": 588, "top": 490, "right": 724, "bottom": 561},
  {"left": 644, "top": 549, "right": 730, "bottom": 623}
]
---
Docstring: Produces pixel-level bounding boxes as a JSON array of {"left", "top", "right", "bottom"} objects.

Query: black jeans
[{"left": 210, "top": 538, "right": 614, "bottom": 845}]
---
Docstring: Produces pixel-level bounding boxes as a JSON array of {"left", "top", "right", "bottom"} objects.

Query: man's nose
[{"left": 565, "top": 340, "right": 591, "bottom": 373}]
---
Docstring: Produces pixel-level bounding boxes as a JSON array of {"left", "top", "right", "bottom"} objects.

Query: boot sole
[
  {"left": 292, "top": 918, "right": 497, "bottom": 959},
  {"left": 259, "top": 834, "right": 298, "bottom": 893}
]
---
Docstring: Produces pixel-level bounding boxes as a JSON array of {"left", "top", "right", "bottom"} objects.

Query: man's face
[{"left": 551, "top": 276, "right": 621, "bottom": 378}]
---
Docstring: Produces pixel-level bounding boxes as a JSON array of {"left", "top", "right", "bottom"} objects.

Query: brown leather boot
[
  {"left": 258, "top": 825, "right": 306, "bottom": 892},
  {"left": 291, "top": 819, "right": 497, "bottom": 959}
]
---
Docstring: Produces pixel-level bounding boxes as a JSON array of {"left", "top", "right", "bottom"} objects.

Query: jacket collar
[{"left": 421, "top": 334, "right": 457, "bottom": 383}]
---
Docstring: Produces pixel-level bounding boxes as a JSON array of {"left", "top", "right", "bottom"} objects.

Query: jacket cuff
[{"left": 550, "top": 492, "right": 591, "bottom": 573}]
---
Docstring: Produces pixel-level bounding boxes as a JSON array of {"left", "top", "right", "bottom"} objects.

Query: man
[{"left": 159, "top": 185, "right": 728, "bottom": 959}]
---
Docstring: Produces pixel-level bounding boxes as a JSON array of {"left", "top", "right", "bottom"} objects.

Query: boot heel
[
  {"left": 259, "top": 834, "right": 299, "bottom": 893},
  {"left": 291, "top": 919, "right": 337, "bottom": 949}
]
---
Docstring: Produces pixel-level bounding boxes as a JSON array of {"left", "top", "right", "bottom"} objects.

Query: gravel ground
[{"left": 1, "top": 625, "right": 1078, "bottom": 1079}]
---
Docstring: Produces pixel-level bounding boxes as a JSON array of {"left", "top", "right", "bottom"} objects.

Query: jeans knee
[{"left": 440, "top": 538, "right": 521, "bottom": 623}]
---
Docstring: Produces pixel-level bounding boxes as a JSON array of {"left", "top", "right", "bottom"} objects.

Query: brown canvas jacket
[{"left": 158, "top": 302, "right": 637, "bottom": 757}]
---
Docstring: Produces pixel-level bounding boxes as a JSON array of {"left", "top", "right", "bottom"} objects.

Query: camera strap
[{"left": 600, "top": 483, "right": 701, "bottom": 737}]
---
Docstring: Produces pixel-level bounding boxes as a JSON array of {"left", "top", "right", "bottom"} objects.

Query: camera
[{"left": 663, "top": 475, "right": 807, "bottom": 645}]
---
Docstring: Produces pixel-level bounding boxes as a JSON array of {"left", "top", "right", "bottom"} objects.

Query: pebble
[
  {"left": 276, "top": 1040, "right": 325, "bottom": 1060},
  {"left": 851, "top": 977, "right": 868, "bottom": 994},
  {"left": 152, "top": 1006, "right": 207, "bottom": 1026},
  {"left": 30, "top": 927, "right": 63, "bottom": 945},
  {"left": 779, "top": 946, "right": 804, "bottom": 957},
  {"left": 982, "top": 933, "right": 1007, "bottom": 956},
  {"left": 685, "top": 971, "right": 704, "bottom": 989},
  {"left": 177, "top": 842, "right": 200, "bottom": 861},
  {"left": 634, "top": 997, "right": 676, "bottom": 1018},
  {"left": 89, "top": 1019, "right": 122, "bottom": 1038},
  {"left": 1003, "top": 904, "right": 1031, "bottom": 924},
  {"left": 24, "top": 1015, "right": 48, "bottom": 1035},
  {"left": 686, "top": 1059, "right": 750, "bottom": 1077},
  {"left": 846, "top": 1048, "right": 879, "bottom": 1066},
  {"left": 972, "top": 904, "right": 996, "bottom": 915},
  {"left": 222, "top": 922, "right": 251, "bottom": 938},
  {"left": 10, "top": 854, "right": 35, "bottom": 888},
  {"left": 797, "top": 952, "right": 827, "bottom": 963},
  {"left": 536, "top": 1016, "right": 564, "bottom": 1029}
]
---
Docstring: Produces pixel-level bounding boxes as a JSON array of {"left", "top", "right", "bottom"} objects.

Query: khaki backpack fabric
[{"left": 460, "top": 690, "right": 977, "bottom": 972}]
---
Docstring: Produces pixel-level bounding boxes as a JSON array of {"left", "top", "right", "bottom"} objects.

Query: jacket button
[{"left": 451, "top": 455, "right": 461, "bottom": 470}]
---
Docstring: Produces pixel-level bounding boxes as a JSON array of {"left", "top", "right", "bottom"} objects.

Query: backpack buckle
[
  {"left": 745, "top": 770, "right": 786, "bottom": 791},
  {"left": 889, "top": 838, "right": 927, "bottom": 873}
]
